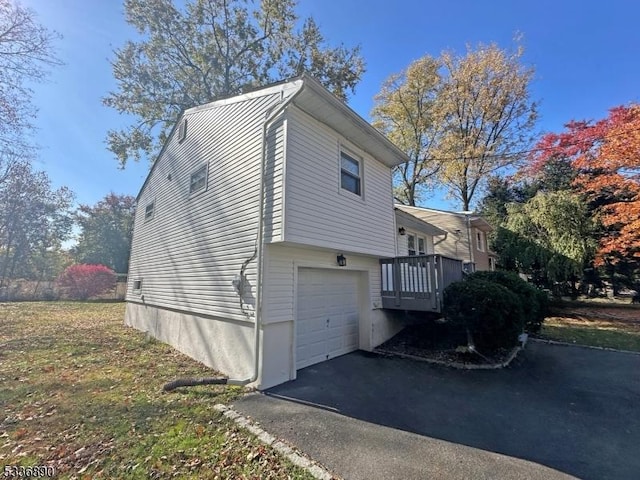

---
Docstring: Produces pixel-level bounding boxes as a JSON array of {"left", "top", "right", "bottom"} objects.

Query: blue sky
[{"left": 22, "top": 0, "right": 640, "bottom": 214}]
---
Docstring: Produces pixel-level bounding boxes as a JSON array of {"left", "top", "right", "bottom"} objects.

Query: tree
[
  {"left": 436, "top": 43, "right": 537, "bottom": 210},
  {"left": 477, "top": 175, "right": 534, "bottom": 248},
  {"left": 529, "top": 104, "right": 640, "bottom": 266},
  {"left": 74, "top": 193, "right": 136, "bottom": 273},
  {"left": 0, "top": 159, "right": 74, "bottom": 287},
  {"left": 104, "top": 0, "right": 365, "bottom": 167},
  {"left": 57, "top": 264, "right": 116, "bottom": 300},
  {"left": 0, "top": 0, "right": 62, "bottom": 155},
  {"left": 499, "top": 191, "right": 597, "bottom": 288},
  {"left": 478, "top": 174, "right": 540, "bottom": 225},
  {"left": 372, "top": 42, "right": 537, "bottom": 209},
  {"left": 371, "top": 57, "right": 444, "bottom": 205}
]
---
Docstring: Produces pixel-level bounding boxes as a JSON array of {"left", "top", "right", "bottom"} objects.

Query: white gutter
[{"left": 227, "top": 84, "right": 304, "bottom": 386}]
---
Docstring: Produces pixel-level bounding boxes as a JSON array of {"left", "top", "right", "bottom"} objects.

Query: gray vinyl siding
[
  {"left": 282, "top": 107, "right": 397, "bottom": 258},
  {"left": 126, "top": 91, "right": 287, "bottom": 321},
  {"left": 263, "top": 117, "right": 286, "bottom": 243}
]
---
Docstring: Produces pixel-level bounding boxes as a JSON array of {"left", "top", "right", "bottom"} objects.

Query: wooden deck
[{"left": 380, "top": 255, "right": 464, "bottom": 312}]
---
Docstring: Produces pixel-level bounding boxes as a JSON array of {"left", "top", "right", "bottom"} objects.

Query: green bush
[
  {"left": 443, "top": 279, "right": 523, "bottom": 351},
  {"left": 467, "top": 270, "right": 548, "bottom": 333}
]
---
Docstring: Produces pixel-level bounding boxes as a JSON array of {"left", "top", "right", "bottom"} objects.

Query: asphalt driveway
[{"left": 233, "top": 342, "right": 640, "bottom": 480}]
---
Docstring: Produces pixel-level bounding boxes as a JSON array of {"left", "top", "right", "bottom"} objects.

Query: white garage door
[{"left": 296, "top": 268, "right": 360, "bottom": 370}]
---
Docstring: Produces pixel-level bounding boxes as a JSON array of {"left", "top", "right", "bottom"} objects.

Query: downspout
[
  {"left": 228, "top": 88, "right": 302, "bottom": 386},
  {"left": 164, "top": 84, "right": 304, "bottom": 392},
  {"left": 467, "top": 216, "right": 474, "bottom": 268},
  {"left": 433, "top": 232, "right": 448, "bottom": 246}
]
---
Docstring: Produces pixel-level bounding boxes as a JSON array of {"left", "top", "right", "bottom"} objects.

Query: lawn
[
  {"left": 0, "top": 302, "right": 314, "bottom": 479},
  {"left": 538, "top": 305, "right": 640, "bottom": 352}
]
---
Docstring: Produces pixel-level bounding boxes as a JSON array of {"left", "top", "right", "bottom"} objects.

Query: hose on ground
[{"left": 163, "top": 377, "right": 228, "bottom": 392}]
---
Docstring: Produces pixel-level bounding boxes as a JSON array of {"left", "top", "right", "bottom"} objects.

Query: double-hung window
[
  {"left": 340, "top": 150, "right": 361, "bottom": 196},
  {"left": 408, "top": 233, "right": 426, "bottom": 256},
  {"left": 476, "top": 230, "right": 485, "bottom": 252},
  {"left": 144, "top": 201, "right": 155, "bottom": 221},
  {"left": 407, "top": 234, "right": 416, "bottom": 256},
  {"left": 418, "top": 237, "right": 426, "bottom": 255},
  {"left": 190, "top": 164, "right": 208, "bottom": 196}
]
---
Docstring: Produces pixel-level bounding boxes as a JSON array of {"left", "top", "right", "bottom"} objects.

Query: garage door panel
[
  {"left": 327, "top": 337, "right": 342, "bottom": 352},
  {"left": 296, "top": 347, "right": 325, "bottom": 368},
  {"left": 296, "top": 268, "right": 361, "bottom": 370}
]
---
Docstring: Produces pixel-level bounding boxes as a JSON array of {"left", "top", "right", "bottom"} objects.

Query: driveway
[{"left": 233, "top": 342, "right": 640, "bottom": 480}]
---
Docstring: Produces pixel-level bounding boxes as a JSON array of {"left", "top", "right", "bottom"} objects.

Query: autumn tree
[
  {"left": 371, "top": 57, "right": 444, "bottom": 205},
  {"left": 57, "top": 264, "right": 116, "bottom": 300},
  {"left": 436, "top": 43, "right": 537, "bottom": 210},
  {"left": 529, "top": 104, "right": 640, "bottom": 266},
  {"left": 74, "top": 193, "right": 136, "bottom": 273},
  {"left": 104, "top": 0, "right": 365, "bottom": 167},
  {"left": 0, "top": 160, "right": 74, "bottom": 287},
  {"left": 0, "top": 0, "right": 62, "bottom": 155},
  {"left": 372, "top": 42, "right": 537, "bottom": 209}
]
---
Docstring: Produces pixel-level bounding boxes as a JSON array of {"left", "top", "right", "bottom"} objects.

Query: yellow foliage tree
[
  {"left": 371, "top": 57, "right": 445, "bottom": 205},
  {"left": 372, "top": 42, "right": 537, "bottom": 209},
  {"left": 437, "top": 43, "right": 537, "bottom": 210}
]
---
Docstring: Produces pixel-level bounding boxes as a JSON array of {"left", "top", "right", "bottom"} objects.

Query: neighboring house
[
  {"left": 394, "top": 207, "right": 447, "bottom": 257},
  {"left": 395, "top": 206, "right": 498, "bottom": 272},
  {"left": 125, "top": 75, "right": 462, "bottom": 390}
]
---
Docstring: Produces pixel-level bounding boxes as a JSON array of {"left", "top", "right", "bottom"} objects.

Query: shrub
[
  {"left": 57, "top": 264, "right": 116, "bottom": 300},
  {"left": 443, "top": 279, "right": 523, "bottom": 351},
  {"left": 467, "top": 270, "right": 548, "bottom": 333}
]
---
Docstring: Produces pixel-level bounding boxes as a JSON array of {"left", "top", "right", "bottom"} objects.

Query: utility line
[{"left": 419, "top": 124, "right": 640, "bottom": 164}]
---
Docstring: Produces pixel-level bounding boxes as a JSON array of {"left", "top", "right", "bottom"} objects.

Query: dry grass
[
  {"left": 0, "top": 302, "right": 314, "bottom": 479},
  {"left": 539, "top": 306, "right": 640, "bottom": 352}
]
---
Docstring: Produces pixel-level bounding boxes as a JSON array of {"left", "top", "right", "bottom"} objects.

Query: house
[
  {"left": 125, "top": 75, "right": 462, "bottom": 390},
  {"left": 394, "top": 207, "right": 447, "bottom": 257},
  {"left": 394, "top": 205, "right": 498, "bottom": 272}
]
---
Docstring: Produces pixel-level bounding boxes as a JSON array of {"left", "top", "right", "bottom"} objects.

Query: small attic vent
[{"left": 178, "top": 119, "right": 187, "bottom": 143}]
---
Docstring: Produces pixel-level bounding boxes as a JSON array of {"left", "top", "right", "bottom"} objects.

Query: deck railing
[{"left": 380, "top": 255, "right": 464, "bottom": 312}]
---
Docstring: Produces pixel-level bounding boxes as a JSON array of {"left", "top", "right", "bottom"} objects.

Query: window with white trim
[
  {"left": 407, "top": 234, "right": 416, "bottom": 256},
  {"left": 476, "top": 230, "right": 485, "bottom": 252},
  {"left": 418, "top": 237, "right": 426, "bottom": 255},
  {"left": 407, "top": 233, "right": 427, "bottom": 256},
  {"left": 340, "top": 150, "right": 361, "bottom": 196},
  {"left": 489, "top": 257, "right": 496, "bottom": 271},
  {"left": 144, "top": 201, "right": 155, "bottom": 221},
  {"left": 189, "top": 164, "right": 208, "bottom": 195}
]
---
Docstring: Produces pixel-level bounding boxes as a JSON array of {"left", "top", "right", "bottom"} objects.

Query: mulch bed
[
  {"left": 376, "top": 305, "right": 639, "bottom": 367},
  {"left": 375, "top": 322, "right": 514, "bottom": 366}
]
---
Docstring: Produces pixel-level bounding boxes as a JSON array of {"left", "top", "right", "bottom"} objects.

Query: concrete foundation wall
[{"left": 125, "top": 302, "right": 255, "bottom": 382}]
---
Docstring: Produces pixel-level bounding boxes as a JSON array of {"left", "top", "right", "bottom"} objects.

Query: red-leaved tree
[
  {"left": 57, "top": 264, "right": 116, "bottom": 300},
  {"left": 528, "top": 104, "right": 640, "bottom": 265}
]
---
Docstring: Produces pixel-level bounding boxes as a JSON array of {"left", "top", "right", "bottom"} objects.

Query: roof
[
  {"left": 395, "top": 205, "right": 493, "bottom": 231},
  {"left": 394, "top": 207, "right": 446, "bottom": 236},
  {"left": 137, "top": 76, "right": 409, "bottom": 200},
  {"left": 190, "top": 74, "right": 412, "bottom": 168},
  {"left": 290, "top": 75, "right": 409, "bottom": 168}
]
